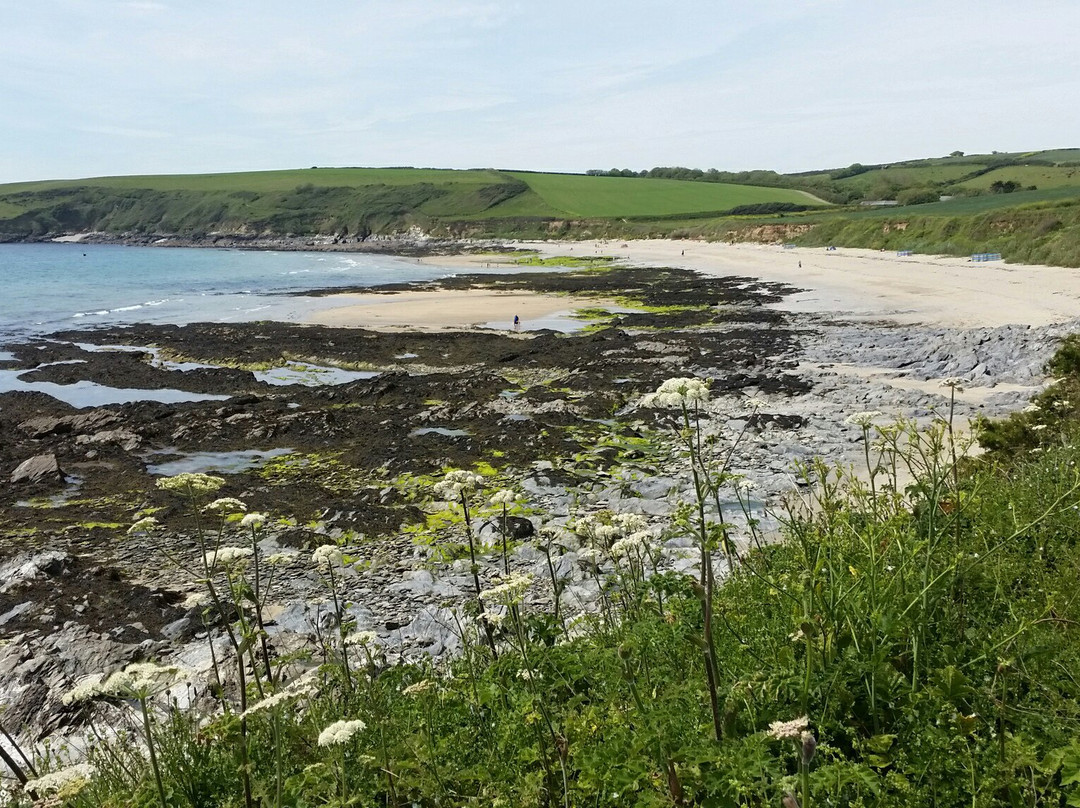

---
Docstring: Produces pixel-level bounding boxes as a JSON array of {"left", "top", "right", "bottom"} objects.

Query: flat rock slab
[{"left": 10, "top": 453, "right": 65, "bottom": 485}]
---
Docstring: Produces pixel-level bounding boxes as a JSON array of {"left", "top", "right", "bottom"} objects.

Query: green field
[
  {"left": 958, "top": 164, "right": 1080, "bottom": 190},
  {"left": 501, "top": 172, "right": 824, "bottom": 218},
  {"left": 0, "top": 167, "right": 508, "bottom": 194}
]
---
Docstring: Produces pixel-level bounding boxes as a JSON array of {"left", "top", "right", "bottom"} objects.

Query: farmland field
[
  {"left": 504, "top": 172, "right": 825, "bottom": 217},
  {"left": 958, "top": 165, "right": 1080, "bottom": 190},
  {"left": 0, "top": 167, "right": 508, "bottom": 195}
]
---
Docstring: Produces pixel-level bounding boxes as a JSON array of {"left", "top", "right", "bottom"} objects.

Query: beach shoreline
[{"left": 268, "top": 236, "right": 1080, "bottom": 332}]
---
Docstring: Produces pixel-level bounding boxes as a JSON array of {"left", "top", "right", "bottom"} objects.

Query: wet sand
[{"left": 305, "top": 289, "right": 623, "bottom": 331}]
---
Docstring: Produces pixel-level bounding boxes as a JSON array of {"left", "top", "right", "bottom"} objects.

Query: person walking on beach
[{"left": 513, "top": 314, "right": 520, "bottom": 331}]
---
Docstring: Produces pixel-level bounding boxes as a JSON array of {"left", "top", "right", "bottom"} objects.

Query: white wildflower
[
  {"left": 940, "top": 377, "right": 965, "bottom": 390},
  {"left": 266, "top": 552, "right": 293, "bottom": 566},
  {"left": 69, "top": 661, "right": 190, "bottom": 702},
  {"left": 112, "top": 662, "right": 188, "bottom": 695},
  {"left": 241, "top": 670, "right": 320, "bottom": 718},
  {"left": 610, "top": 533, "right": 647, "bottom": 559},
  {"left": 611, "top": 513, "right": 648, "bottom": 534},
  {"left": 1031, "top": 423, "right": 1049, "bottom": 432},
  {"left": 156, "top": 473, "right": 225, "bottom": 495},
  {"left": 480, "top": 610, "right": 506, "bottom": 626},
  {"left": 735, "top": 478, "right": 758, "bottom": 493},
  {"left": 62, "top": 675, "right": 106, "bottom": 705},
  {"left": 641, "top": 377, "right": 710, "bottom": 409},
  {"left": 845, "top": 411, "right": 883, "bottom": 428},
  {"left": 317, "top": 718, "right": 366, "bottom": 747},
  {"left": 1023, "top": 403, "right": 1041, "bottom": 413},
  {"left": 767, "top": 715, "right": 809, "bottom": 740},
  {"left": 481, "top": 572, "right": 534, "bottom": 605},
  {"left": 491, "top": 489, "right": 523, "bottom": 506},
  {"left": 745, "top": 396, "right": 767, "bottom": 410},
  {"left": 344, "top": 631, "right": 378, "bottom": 647},
  {"left": 592, "top": 524, "right": 618, "bottom": 544},
  {"left": 312, "top": 544, "right": 343, "bottom": 571},
  {"left": 203, "top": 497, "right": 247, "bottom": 515},
  {"left": 23, "top": 763, "right": 95, "bottom": 797},
  {"left": 433, "top": 469, "right": 484, "bottom": 501},
  {"left": 204, "top": 546, "right": 253, "bottom": 568},
  {"left": 240, "top": 688, "right": 299, "bottom": 718},
  {"left": 577, "top": 547, "right": 604, "bottom": 565},
  {"left": 127, "top": 516, "right": 159, "bottom": 535},
  {"left": 240, "top": 512, "right": 267, "bottom": 528}
]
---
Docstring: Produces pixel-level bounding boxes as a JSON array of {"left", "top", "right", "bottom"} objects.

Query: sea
[{"left": 0, "top": 242, "right": 515, "bottom": 350}]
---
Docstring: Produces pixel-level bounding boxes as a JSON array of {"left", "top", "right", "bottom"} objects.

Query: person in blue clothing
[{"left": 513, "top": 314, "right": 520, "bottom": 330}]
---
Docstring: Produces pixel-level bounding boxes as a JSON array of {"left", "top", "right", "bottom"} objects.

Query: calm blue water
[{"left": 0, "top": 243, "right": 484, "bottom": 347}]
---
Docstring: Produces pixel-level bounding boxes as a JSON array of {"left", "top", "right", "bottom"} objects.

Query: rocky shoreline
[
  {"left": 0, "top": 259, "right": 1066, "bottom": 747},
  {"left": 37, "top": 229, "right": 511, "bottom": 256}
]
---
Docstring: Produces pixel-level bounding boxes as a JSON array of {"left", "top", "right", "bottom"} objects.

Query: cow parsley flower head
[
  {"left": 68, "top": 662, "right": 190, "bottom": 702},
  {"left": 62, "top": 675, "right": 106, "bottom": 705},
  {"left": 745, "top": 396, "right": 767, "bottom": 410},
  {"left": 480, "top": 610, "right": 506, "bottom": 626},
  {"left": 156, "top": 472, "right": 225, "bottom": 496},
  {"left": 204, "top": 546, "right": 254, "bottom": 568},
  {"left": 940, "top": 377, "right": 965, "bottom": 390},
  {"left": 241, "top": 512, "right": 267, "bottom": 529},
  {"left": 203, "top": 497, "right": 247, "bottom": 515},
  {"left": 735, "top": 478, "right": 758, "bottom": 493},
  {"left": 767, "top": 715, "right": 809, "bottom": 740},
  {"left": 610, "top": 532, "right": 648, "bottom": 559},
  {"left": 240, "top": 671, "right": 320, "bottom": 718},
  {"left": 312, "top": 544, "right": 343, "bottom": 571},
  {"left": 641, "top": 377, "right": 710, "bottom": 408},
  {"left": 844, "top": 411, "right": 883, "bottom": 428},
  {"left": 344, "top": 631, "right": 378, "bottom": 647},
  {"left": 23, "top": 763, "right": 95, "bottom": 798},
  {"left": 481, "top": 572, "right": 534, "bottom": 605},
  {"left": 433, "top": 469, "right": 485, "bottom": 501},
  {"left": 317, "top": 718, "right": 366, "bottom": 747},
  {"left": 611, "top": 513, "right": 648, "bottom": 534},
  {"left": 490, "top": 489, "right": 522, "bottom": 506},
  {"left": 127, "top": 516, "right": 160, "bottom": 535},
  {"left": 577, "top": 547, "right": 604, "bottom": 565},
  {"left": 266, "top": 552, "right": 293, "bottom": 566}
]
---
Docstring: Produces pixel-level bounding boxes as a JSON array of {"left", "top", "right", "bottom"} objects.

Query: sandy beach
[
  {"left": 515, "top": 240, "right": 1080, "bottom": 329},
  {"left": 305, "top": 240, "right": 1080, "bottom": 331},
  {"left": 306, "top": 289, "right": 622, "bottom": 331}
]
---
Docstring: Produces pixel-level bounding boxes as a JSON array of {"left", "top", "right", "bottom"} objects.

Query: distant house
[{"left": 859, "top": 200, "right": 899, "bottom": 207}]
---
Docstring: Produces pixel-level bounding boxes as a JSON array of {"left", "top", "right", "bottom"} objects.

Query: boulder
[
  {"left": 75, "top": 429, "right": 142, "bottom": 451},
  {"left": 10, "top": 454, "right": 65, "bottom": 485},
  {"left": 19, "top": 410, "right": 119, "bottom": 438}
]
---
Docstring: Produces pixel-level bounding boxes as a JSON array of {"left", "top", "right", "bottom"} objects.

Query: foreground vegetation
[{"left": 12, "top": 351, "right": 1080, "bottom": 806}]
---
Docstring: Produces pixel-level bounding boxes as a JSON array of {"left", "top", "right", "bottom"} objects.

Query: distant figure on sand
[
  {"left": 513, "top": 314, "right": 520, "bottom": 330},
  {"left": 798, "top": 261, "right": 802, "bottom": 268}
]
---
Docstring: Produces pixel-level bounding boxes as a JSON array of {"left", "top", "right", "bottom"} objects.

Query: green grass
[
  {"left": 852, "top": 185, "right": 1080, "bottom": 216},
  {"left": 506, "top": 172, "right": 826, "bottom": 218},
  {"left": 52, "top": 340, "right": 1080, "bottom": 808},
  {"left": 0, "top": 167, "right": 507, "bottom": 195},
  {"left": 958, "top": 164, "right": 1080, "bottom": 190}
]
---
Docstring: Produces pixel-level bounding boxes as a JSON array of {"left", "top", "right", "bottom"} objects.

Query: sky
[{"left": 2, "top": 0, "right": 1079, "bottom": 183}]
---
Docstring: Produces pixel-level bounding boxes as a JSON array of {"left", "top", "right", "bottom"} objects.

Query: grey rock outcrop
[{"left": 10, "top": 454, "right": 65, "bottom": 485}]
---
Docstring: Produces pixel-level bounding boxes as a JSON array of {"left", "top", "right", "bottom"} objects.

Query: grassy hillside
[
  {"left": 3, "top": 150, "right": 1080, "bottom": 267},
  {"left": 500, "top": 172, "right": 822, "bottom": 218},
  {"left": 0, "top": 168, "right": 826, "bottom": 240}
]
